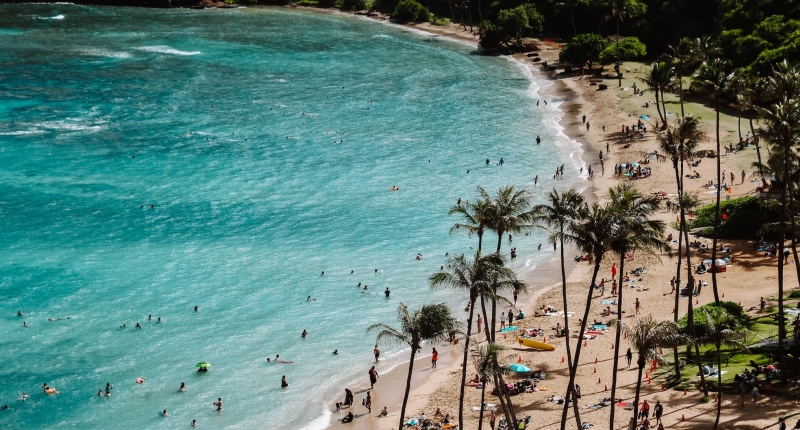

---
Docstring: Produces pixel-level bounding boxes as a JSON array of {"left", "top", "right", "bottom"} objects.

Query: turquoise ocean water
[{"left": 0, "top": 4, "right": 585, "bottom": 429}]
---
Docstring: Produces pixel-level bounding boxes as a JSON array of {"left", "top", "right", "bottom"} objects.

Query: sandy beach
[{"left": 318, "top": 11, "right": 800, "bottom": 430}]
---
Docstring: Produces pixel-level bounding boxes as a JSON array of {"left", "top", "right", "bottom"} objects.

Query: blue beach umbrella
[
  {"left": 509, "top": 363, "right": 531, "bottom": 373},
  {"left": 639, "top": 115, "right": 650, "bottom": 120}
]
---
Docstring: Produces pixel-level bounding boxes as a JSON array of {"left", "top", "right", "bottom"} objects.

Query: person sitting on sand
[
  {"left": 340, "top": 411, "right": 354, "bottom": 423},
  {"left": 379, "top": 406, "right": 388, "bottom": 417}
]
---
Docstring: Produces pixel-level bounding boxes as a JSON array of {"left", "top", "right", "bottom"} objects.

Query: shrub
[
  {"left": 692, "top": 196, "right": 779, "bottom": 240},
  {"left": 678, "top": 301, "right": 747, "bottom": 337},
  {"left": 788, "top": 289, "right": 800, "bottom": 299},
  {"left": 599, "top": 37, "right": 647, "bottom": 64},
  {"left": 393, "top": 0, "right": 430, "bottom": 21},
  {"left": 341, "top": 0, "right": 366, "bottom": 9}
]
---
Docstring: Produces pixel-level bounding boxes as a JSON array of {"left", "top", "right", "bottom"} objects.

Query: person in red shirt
[{"left": 431, "top": 348, "right": 438, "bottom": 368}]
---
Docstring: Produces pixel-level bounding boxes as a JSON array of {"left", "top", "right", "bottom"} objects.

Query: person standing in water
[
  {"left": 281, "top": 376, "right": 288, "bottom": 388},
  {"left": 384, "top": 288, "right": 390, "bottom": 298},
  {"left": 374, "top": 345, "right": 380, "bottom": 363},
  {"left": 369, "top": 366, "right": 379, "bottom": 388},
  {"left": 213, "top": 398, "right": 223, "bottom": 410}
]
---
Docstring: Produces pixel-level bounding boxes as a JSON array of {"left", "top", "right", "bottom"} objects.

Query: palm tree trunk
[
  {"left": 459, "top": 299, "right": 477, "bottom": 430},
  {"left": 750, "top": 119, "right": 763, "bottom": 179},
  {"left": 687, "top": 297, "right": 709, "bottom": 397},
  {"left": 615, "top": 16, "right": 620, "bottom": 87},
  {"left": 789, "top": 186, "right": 800, "bottom": 288},
  {"left": 713, "top": 346, "right": 722, "bottom": 430},
  {"left": 654, "top": 90, "right": 665, "bottom": 126},
  {"left": 493, "top": 372, "right": 512, "bottom": 428},
  {"left": 632, "top": 359, "right": 645, "bottom": 425},
  {"left": 778, "top": 130, "right": 790, "bottom": 364},
  {"left": 678, "top": 64, "right": 684, "bottom": 118},
  {"left": 564, "top": 261, "right": 602, "bottom": 429},
  {"left": 660, "top": 88, "right": 669, "bottom": 126},
  {"left": 399, "top": 349, "right": 417, "bottom": 430},
  {"left": 674, "top": 160, "right": 684, "bottom": 379},
  {"left": 481, "top": 297, "right": 491, "bottom": 342},
  {"left": 737, "top": 110, "right": 742, "bottom": 142},
  {"left": 498, "top": 373, "right": 518, "bottom": 426},
  {"left": 491, "top": 234, "right": 504, "bottom": 342},
  {"left": 570, "top": 6, "right": 577, "bottom": 36},
  {"left": 478, "top": 376, "right": 487, "bottom": 430},
  {"left": 446, "top": 0, "right": 456, "bottom": 24},
  {"left": 559, "top": 234, "right": 576, "bottom": 430},
  {"left": 710, "top": 104, "right": 722, "bottom": 304},
  {"left": 609, "top": 252, "right": 625, "bottom": 430}
]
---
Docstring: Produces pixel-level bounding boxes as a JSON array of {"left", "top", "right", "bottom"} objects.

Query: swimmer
[
  {"left": 307, "top": 296, "right": 312, "bottom": 301},
  {"left": 191, "top": 420, "right": 197, "bottom": 427},
  {"left": 374, "top": 269, "right": 378, "bottom": 273},
  {"left": 416, "top": 253, "right": 422, "bottom": 260},
  {"left": 17, "top": 310, "right": 23, "bottom": 316},
  {"left": 157, "top": 317, "right": 161, "bottom": 323},
  {"left": 321, "top": 271, "right": 324, "bottom": 276},
  {"left": 18, "top": 393, "right": 28, "bottom": 401},
  {"left": 194, "top": 306, "right": 198, "bottom": 312},
  {"left": 363, "top": 285, "right": 368, "bottom": 290},
  {"left": 333, "top": 349, "right": 339, "bottom": 355},
  {"left": 97, "top": 389, "right": 103, "bottom": 397},
  {"left": 281, "top": 376, "right": 289, "bottom": 388},
  {"left": 121, "top": 323, "right": 127, "bottom": 328},
  {"left": 301, "top": 330, "right": 307, "bottom": 338},
  {"left": 351, "top": 270, "right": 354, "bottom": 274},
  {"left": 148, "top": 315, "right": 152, "bottom": 321},
  {"left": 467, "top": 169, "right": 470, "bottom": 174},
  {"left": 162, "top": 409, "right": 169, "bottom": 417},
  {"left": 23, "top": 321, "right": 27, "bottom": 327},
  {"left": 136, "top": 323, "right": 142, "bottom": 329},
  {"left": 536, "top": 135, "right": 541, "bottom": 144},
  {"left": 213, "top": 398, "right": 223, "bottom": 410},
  {"left": 180, "top": 382, "right": 186, "bottom": 392},
  {"left": 390, "top": 186, "right": 399, "bottom": 191},
  {"left": 384, "top": 288, "right": 390, "bottom": 297},
  {"left": 106, "top": 383, "right": 112, "bottom": 396},
  {"left": 0, "top": 405, "right": 7, "bottom": 410}
]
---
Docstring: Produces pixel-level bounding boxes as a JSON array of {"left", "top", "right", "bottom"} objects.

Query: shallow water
[{"left": 0, "top": 4, "right": 584, "bottom": 429}]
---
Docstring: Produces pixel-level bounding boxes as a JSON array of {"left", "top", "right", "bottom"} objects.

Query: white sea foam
[
  {"left": 50, "top": 14, "right": 65, "bottom": 20},
  {"left": 0, "top": 129, "right": 46, "bottom": 136},
  {"left": 136, "top": 45, "right": 201, "bottom": 56},
  {"left": 37, "top": 120, "right": 103, "bottom": 132},
  {"left": 80, "top": 49, "right": 131, "bottom": 59},
  {"left": 299, "top": 406, "right": 331, "bottom": 430}
]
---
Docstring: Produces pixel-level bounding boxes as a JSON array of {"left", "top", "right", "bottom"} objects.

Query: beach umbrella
[
  {"left": 640, "top": 115, "right": 650, "bottom": 120},
  {"left": 509, "top": 363, "right": 531, "bottom": 373},
  {"left": 196, "top": 362, "right": 212, "bottom": 368}
]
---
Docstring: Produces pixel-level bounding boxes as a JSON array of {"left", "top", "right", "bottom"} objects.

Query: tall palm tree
[
  {"left": 482, "top": 185, "right": 535, "bottom": 338},
  {"left": 639, "top": 61, "right": 676, "bottom": 126},
  {"left": 449, "top": 193, "right": 493, "bottom": 254},
  {"left": 741, "top": 75, "right": 768, "bottom": 176},
  {"left": 607, "top": 184, "right": 668, "bottom": 430},
  {"left": 756, "top": 99, "right": 800, "bottom": 363},
  {"left": 693, "top": 35, "right": 721, "bottom": 62},
  {"left": 472, "top": 342, "right": 511, "bottom": 427},
  {"left": 692, "top": 58, "right": 733, "bottom": 305},
  {"left": 531, "top": 189, "right": 586, "bottom": 430},
  {"left": 692, "top": 309, "right": 751, "bottom": 430},
  {"left": 606, "top": 0, "right": 646, "bottom": 87},
  {"left": 562, "top": 202, "right": 614, "bottom": 429},
  {"left": 367, "top": 303, "right": 460, "bottom": 430},
  {"left": 429, "top": 252, "right": 523, "bottom": 430},
  {"left": 665, "top": 38, "right": 697, "bottom": 117},
  {"left": 616, "top": 315, "right": 683, "bottom": 425}
]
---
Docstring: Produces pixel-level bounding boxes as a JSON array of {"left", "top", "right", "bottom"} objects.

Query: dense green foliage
[
  {"left": 393, "top": 0, "right": 430, "bottom": 21},
  {"left": 559, "top": 33, "right": 608, "bottom": 69},
  {"left": 678, "top": 301, "right": 747, "bottom": 337},
  {"left": 479, "top": 4, "right": 544, "bottom": 50},
  {"left": 599, "top": 36, "right": 647, "bottom": 63},
  {"left": 691, "top": 196, "right": 779, "bottom": 239}
]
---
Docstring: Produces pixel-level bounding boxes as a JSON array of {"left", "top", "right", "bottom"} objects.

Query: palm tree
[
  {"left": 665, "top": 38, "right": 697, "bottom": 117},
  {"left": 692, "top": 309, "right": 751, "bottom": 430},
  {"left": 616, "top": 315, "right": 683, "bottom": 425},
  {"left": 756, "top": 99, "right": 800, "bottom": 363},
  {"left": 607, "top": 184, "right": 668, "bottom": 430},
  {"left": 449, "top": 193, "right": 493, "bottom": 254},
  {"left": 367, "top": 303, "right": 460, "bottom": 430},
  {"left": 692, "top": 58, "right": 733, "bottom": 305},
  {"left": 562, "top": 202, "right": 614, "bottom": 429},
  {"left": 531, "top": 189, "right": 586, "bottom": 430},
  {"left": 639, "top": 61, "right": 676, "bottom": 126},
  {"left": 693, "top": 35, "right": 721, "bottom": 62},
  {"left": 607, "top": 0, "right": 646, "bottom": 87},
  {"left": 482, "top": 185, "right": 535, "bottom": 338},
  {"left": 741, "top": 75, "right": 768, "bottom": 176},
  {"left": 429, "top": 252, "right": 523, "bottom": 430},
  {"left": 472, "top": 342, "right": 512, "bottom": 428}
]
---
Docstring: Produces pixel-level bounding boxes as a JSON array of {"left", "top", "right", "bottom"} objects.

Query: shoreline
[{"left": 314, "top": 9, "right": 598, "bottom": 430}]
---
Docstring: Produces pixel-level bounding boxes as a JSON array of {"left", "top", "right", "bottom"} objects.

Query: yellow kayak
[{"left": 517, "top": 337, "right": 555, "bottom": 351}]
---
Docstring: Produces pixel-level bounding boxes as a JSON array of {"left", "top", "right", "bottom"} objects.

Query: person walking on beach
[
  {"left": 508, "top": 309, "right": 514, "bottom": 326},
  {"left": 489, "top": 410, "right": 496, "bottom": 430},
  {"left": 513, "top": 290, "right": 518, "bottom": 305},
  {"left": 365, "top": 391, "right": 372, "bottom": 413},
  {"left": 374, "top": 345, "right": 380, "bottom": 363},
  {"left": 369, "top": 366, "right": 379, "bottom": 389},
  {"left": 760, "top": 297, "right": 766, "bottom": 314},
  {"left": 625, "top": 348, "right": 633, "bottom": 367},
  {"left": 500, "top": 311, "right": 507, "bottom": 330},
  {"left": 635, "top": 297, "right": 641, "bottom": 315},
  {"left": 654, "top": 400, "right": 663, "bottom": 425},
  {"left": 431, "top": 348, "right": 438, "bottom": 368},
  {"left": 477, "top": 314, "right": 482, "bottom": 333}
]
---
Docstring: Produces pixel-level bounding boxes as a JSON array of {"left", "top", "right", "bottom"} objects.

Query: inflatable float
[
  {"left": 516, "top": 337, "right": 556, "bottom": 351},
  {"left": 499, "top": 326, "right": 518, "bottom": 333}
]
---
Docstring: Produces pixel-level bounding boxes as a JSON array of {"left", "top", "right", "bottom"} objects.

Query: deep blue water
[{"left": 0, "top": 4, "right": 584, "bottom": 429}]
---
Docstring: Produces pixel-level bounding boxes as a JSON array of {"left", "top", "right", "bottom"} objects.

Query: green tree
[
  {"left": 616, "top": 316, "right": 683, "bottom": 426},
  {"left": 562, "top": 202, "right": 614, "bottom": 429},
  {"left": 367, "top": 303, "right": 460, "bottom": 430},
  {"left": 599, "top": 36, "right": 646, "bottom": 63},
  {"left": 639, "top": 61, "right": 676, "bottom": 126},
  {"left": 393, "top": 0, "right": 431, "bottom": 21},
  {"left": 559, "top": 33, "right": 608, "bottom": 70},
  {"left": 607, "top": 184, "right": 668, "bottom": 430},
  {"left": 692, "top": 58, "right": 733, "bottom": 305},
  {"left": 497, "top": 5, "right": 544, "bottom": 46},
  {"left": 429, "top": 252, "right": 523, "bottom": 430},
  {"left": 691, "top": 309, "right": 751, "bottom": 430},
  {"left": 531, "top": 189, "right": 586, "bottom": 430},
  {"left": 604, "top": 0, "right": 646, "bottom": 86}
]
